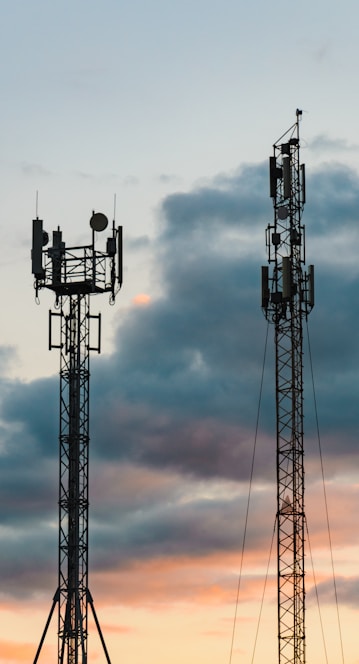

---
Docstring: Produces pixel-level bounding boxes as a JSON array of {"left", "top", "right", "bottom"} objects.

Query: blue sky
[{"left": 0, "top": 1, "right": 359, "bottom": 663}]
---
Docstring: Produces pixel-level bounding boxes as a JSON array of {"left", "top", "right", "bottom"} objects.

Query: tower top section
[
  {"left": 262, "top": 110, "right": 314, "bottom": 321},
  {"left": 31, "top": 212, "right": 123, "bottom": 303},
  {"left": 272, "top": 108, "right": 302, "bottom": 151}
]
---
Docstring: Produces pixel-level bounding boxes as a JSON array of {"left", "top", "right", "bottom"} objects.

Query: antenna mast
[
  {"left": 261, "top": 110, "right": 314, "bottom": 664},
  {"left": 31, "top": 211, "right": 123, "bottom": 664}
]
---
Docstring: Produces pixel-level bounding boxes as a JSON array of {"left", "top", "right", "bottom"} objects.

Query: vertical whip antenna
[
  {"left": 113, "top": 193, "right": 117, "bottom": 222},
  {"left": 261, "top": 110, "right": 314, "bottom": 664}
]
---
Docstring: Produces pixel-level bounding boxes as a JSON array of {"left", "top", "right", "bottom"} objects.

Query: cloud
[
  {"left": 0, "top": 641, "right": 42, "bottom": 662},
  {"left": 308, "top": 576, "right": 359, "bottom": 610},
  {"left": 311, "top": 40, "right": 332, "bottom": 63},
  {"left": 126, "top": 234, "right": 151, "bottom": 251},
  {"left": 89, "top": 554, "right": 271, "bottom": 607},
  {"left": 0, "top": 346, "right": 18, "bottom": 377},
  {"left": 0, "top": 158, "right": 359, "bottom": 616},
  {"left": 1, "top": 376, "right": 58, "bottom": 460},
  {"left": 122, "top": 175, "right": 139, "bottom": 187},
  {"left": 157, "top": 174, "right": 182, "bottom": 185},
  {"left": 160, "top": 162, "right": 268, "bottom": 242},
  {"left": 309, "top": 134, "right": 359, "bottom": 154},
  {"left": 20, "top": 162, "right": 53, "bottom": 177},
  {"left": 132, "top": 293, "right": 151, "bottom": 306},
  {"left": 306, "top": 163, "right": 359, "bottom": 236}
]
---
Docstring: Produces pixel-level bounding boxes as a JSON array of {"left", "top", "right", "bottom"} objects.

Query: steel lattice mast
[
  {"left": 261, "top": 110, "right": 314, "bottom": 664},
  {"left": 31, "top": 212, "right": 123, "bottom": 664}
]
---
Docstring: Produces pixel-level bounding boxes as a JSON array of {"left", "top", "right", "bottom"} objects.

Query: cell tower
[
  {"left": 261, "top": 110, "right": 314, "bottom": 664},
  {"left": 31, "top": 211, "right": 123, "bottom": 664}
]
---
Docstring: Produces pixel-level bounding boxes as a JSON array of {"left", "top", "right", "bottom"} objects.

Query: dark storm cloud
[
  {"left": 0, "top": 159, "right": 359, "bottom": 598},
  {"left": 160, "top": 162, "right": 268, "bottom": 241},
  {"left": 88, "top": 486, "right": 274, "bottom": 569},
  {"left": 1, "top": 376, "right": 58, "bottom": 460},
  {"left": 91, "top": 401, "right": 274, "bottom": 482},
  {"left": 307, "top": 576, "right": 359, "bottom": 610},
  {"left": 303, "top": 270, "right": 359, "bottom": 432},
  {"left": 0, "top": 523, "right": 57, "bottom": 598},
  {"left": 89, "top": 249, "right": 273, "bottom": 480},
  {"left": 4, "top": 160, "right": 359, "bottom": 480},
  {"left": 92, "top": 497, "right": 241, "bottom": 565},
  {"left": 306, "top": 162, "right": 359, "bottom": 233},
  {"left": 0, "top": 346, "right": 18, "bottom": 377},
  {"left": 0, "top": 454, "right": 57, "bottom": 526},
  {"left": 106, "top": 258, "right": 265, "bottom": 411}
]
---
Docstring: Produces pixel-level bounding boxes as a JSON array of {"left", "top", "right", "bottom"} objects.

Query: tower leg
[
  {"left": 87, "top": 590, "right": 112, "bottom": 664},
  {"left": 33, "top": 588, "right": 60, "bottom": 664}
]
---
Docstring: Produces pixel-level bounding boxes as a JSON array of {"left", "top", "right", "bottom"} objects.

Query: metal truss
[
  {"left": 57, "top": 293, "right": 91, "bottom": 662},
  {"left": 262, "top": 111, "right": 314, "bottom": 664},
  {"left": 32, "top": 213, "right": 122, "bottom": 664}
]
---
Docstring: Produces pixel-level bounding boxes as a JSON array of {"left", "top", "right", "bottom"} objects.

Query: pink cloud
[
  {"left": 0, "top": 641, "right": 53, "bottom": 662},
  {"left": 132, "top": 293, "right": 151, "bottom": 306},
  {"left": 89, "top": 552, "right": 278, "bottom": 608}
]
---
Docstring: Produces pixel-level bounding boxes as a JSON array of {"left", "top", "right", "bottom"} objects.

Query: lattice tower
[
  {"left": 31, "top": 212, "right": 122, "bottom": 664},
  {"left": 261, "top": 111, "right": 314, "bottom": 664}
]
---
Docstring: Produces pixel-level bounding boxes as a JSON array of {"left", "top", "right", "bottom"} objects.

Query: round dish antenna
[
  {"left": 277, "top": 206, "right": 289, "bottom": 220},
  {"left": 90, "top": 212, "right": 108, "bottom": 232}
]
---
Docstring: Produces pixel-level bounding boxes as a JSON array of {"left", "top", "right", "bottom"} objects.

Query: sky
[{"left": 0, "top": 0, "right": 359, "bottom": 663}]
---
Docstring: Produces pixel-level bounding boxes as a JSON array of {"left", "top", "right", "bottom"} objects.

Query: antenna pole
[
  {"left": 113, "top": 193, "right": 117, "bottom": 222},
  {"left": 31, "top": 212, "right": 123, "bottom": 663},
  {"left": 262, "top": 111, "right": 314, "bottom": 664}
]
